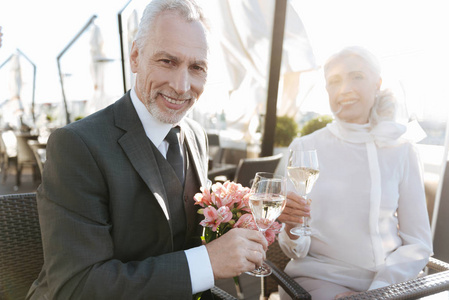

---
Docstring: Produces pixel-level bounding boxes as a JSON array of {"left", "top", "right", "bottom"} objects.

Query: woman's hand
[{"left": 277, "top": 191, "right": 310, "bottom": 239}]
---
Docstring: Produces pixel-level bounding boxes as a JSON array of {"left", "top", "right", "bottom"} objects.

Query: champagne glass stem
[{"left": 290, "top": 195, "right": 311, "bottom": 236}]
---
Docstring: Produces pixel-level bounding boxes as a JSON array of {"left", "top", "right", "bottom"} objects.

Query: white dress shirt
[
  {"left": 279, "top": 120, "right": 433, "bottom": 291},
  {"left": 130, "top": 89, "right": 214, "bottom": 294}
]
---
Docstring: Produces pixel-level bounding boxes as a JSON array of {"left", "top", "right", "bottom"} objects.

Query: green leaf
[{"left": 203, "top": 226, "right": 217, "bottom": 244}]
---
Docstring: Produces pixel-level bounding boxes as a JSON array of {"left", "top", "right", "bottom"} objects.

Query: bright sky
[
  {"left": 1, "top": 0, "right": 448, "bottom": 123},
  {"left": 0, "top": 0, "right": 127, "bottom": 109}
]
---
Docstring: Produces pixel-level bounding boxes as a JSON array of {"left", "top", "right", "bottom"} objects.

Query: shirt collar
[{"left": 130, "top": 88, "right": 173, "bottom": 147}]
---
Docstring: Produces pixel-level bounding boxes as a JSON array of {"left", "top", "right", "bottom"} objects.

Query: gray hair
[
  {"left": 323, "top": 46, "right": 381, "bottom": 78},
  {"left": 134, "top": 0, "right": 209, "bottom": 50}
]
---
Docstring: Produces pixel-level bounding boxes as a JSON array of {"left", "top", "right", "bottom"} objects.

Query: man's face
[
  {"left": 325, "top": 55, "right": 381, "bottom": 124},
  {"left": 130, "top": 11, "right": 208, "bottom": 124}
]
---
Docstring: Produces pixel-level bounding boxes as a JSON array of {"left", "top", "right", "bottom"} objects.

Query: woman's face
[{"left": 325, "top": 55, "right": 381, "bottom": 124}]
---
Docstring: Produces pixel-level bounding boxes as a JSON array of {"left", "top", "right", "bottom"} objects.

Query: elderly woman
[{"left": 278, "top": 46, "right": 433, "bottom": 299}]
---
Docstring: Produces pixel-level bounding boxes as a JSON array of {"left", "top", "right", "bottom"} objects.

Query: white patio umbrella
[
  {"left": 86, "top": 23, "right": 107, "bottom": 115},
  {"left": 126, "top": 9, "right": 139, "bottom": 88},
  {"left": 199, "top": 0, "right": 317, "bottom": 141},
  {"left": 4, "top": 53, "right": 24, "bottom": 128}
]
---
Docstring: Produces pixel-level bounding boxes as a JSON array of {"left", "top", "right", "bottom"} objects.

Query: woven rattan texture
[
  {"left": 265, "top": 240, "right": 291, "bottom": 295},
  {"left": 211, "top": 286, "right": 238, "bottom": 300},
  {"left": 264, "top": 240, "right": 449, "bottom": 300},
  {"left": 0, "top": 193, "right": 42, "bottom": 300},
  {"left": 342, "top": 271, "right": 449, "bottom": 300},
  {"left": 264, "top": 240, "right": 311, "bottom": 299},
  {"left": 339, "top": 259, "right": 449, "bottom": 300}
]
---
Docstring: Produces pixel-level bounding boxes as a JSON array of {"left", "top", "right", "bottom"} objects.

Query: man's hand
[
  {"left": 205, "top": 228, "right": 268, "bottom": 279},
  {"left": 277, "top": 191, "right": 310, "bottom": 239}
]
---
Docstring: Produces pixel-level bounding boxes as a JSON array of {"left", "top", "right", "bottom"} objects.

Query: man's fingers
[{"left": 243, "top": 229, "right": 268, "bottom": 251}]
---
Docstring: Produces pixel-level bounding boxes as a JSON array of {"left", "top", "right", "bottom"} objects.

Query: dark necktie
[{"left": 165, "top": 127, "right": 184, "bottom": 184}]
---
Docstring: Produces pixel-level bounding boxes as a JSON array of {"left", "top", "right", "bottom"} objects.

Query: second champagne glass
[
  {"left": 287, "top": 149, "right": 320, "bottom": 236},
  {"left": 246, "top": 172, "right": 287, "bottom": 277}
]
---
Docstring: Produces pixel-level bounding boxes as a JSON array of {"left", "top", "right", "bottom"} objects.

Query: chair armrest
[
  {"left": 428, "top": 257, "right": 449, "bottom": 272},
  {"left": 340, "top": 271, "right": 449, "bottom": 300},
  {"left": 211, "top": 286, "right": 238, "bottom": 300},
  {"left": 339, "top": 257, "right": 449, "bottom": 300},
  {"left": 265, "top": 260, "right": 311, "bottom": 300}
]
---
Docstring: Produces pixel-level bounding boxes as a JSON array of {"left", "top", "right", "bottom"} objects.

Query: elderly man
[{"left": 26, "top": 0, "right": 267, "bottom": 299}]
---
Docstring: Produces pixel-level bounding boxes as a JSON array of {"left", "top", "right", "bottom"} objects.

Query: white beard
[{"left": 143, "top": 90, "right": 196, "bottom": 124}]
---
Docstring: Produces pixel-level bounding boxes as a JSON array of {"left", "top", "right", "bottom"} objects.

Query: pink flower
[
  {"left": 194, "top": 186, "right": 213, "bottom": 207},
  {"left": 217, "top": 206, "right": 233, "bottom": 224},
  {"left": 239, "top": 193, "right": 252, "bottom": 213},
  {"left": 264, "top": 222, "right": 282, "bottom": 246},
  {"left": 233, "top": 213, "right": 257, "bottom": 230},
  {"left": 212, "top": 181, "right": 251, "bottom": 209},
  {"left": 196, "top": 180, "right": 282, "bottom": 246},
  {"left": 200, "top": 206, "right": 218, "bottom": 228},
  {"left": 200, "top": 206, "right": 233, "bottom": 232}
]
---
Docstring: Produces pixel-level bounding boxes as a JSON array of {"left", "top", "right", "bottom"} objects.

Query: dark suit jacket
[{"left": 27, "top": 92, "right": 210, "bottom": 299}]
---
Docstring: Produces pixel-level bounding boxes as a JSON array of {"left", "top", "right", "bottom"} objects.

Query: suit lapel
[
  {"left": 181, "top": 120, "right": 208, "bottom": 189},
  {"left": 112, "top": 95, "right": 208, "bottom": 228},
  {"left": 113, "top": 94, "right": 171, "bottom": 222}
]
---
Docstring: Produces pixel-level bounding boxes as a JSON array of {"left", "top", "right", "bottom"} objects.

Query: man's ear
[{"left": 130, "top": 41, "right": 139, "bottom": 73}]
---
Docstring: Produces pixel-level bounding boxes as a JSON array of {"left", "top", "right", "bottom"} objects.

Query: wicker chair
[
  {"left": 0, "top": 130, "right": 18, "bottom": 183},
  {"left": 340, "top": 257, "right": 449, "bottom": 299},
  {"left": 26, "top": 140, "right": 46, "bottom": 178},
  {"left": 262, "top": 239, "right": 449, "bottom": 300},
  {"left": 0, "top": 193, "right": 42, "bottom": 300},
  {"left": 234, "top": 153, "right": 284, "bottom": 188},
  {"left": 263, "top": 240, "right": 311, "bottom": 299},
  {"left": 15, "top": 134, "right": 40, "bottom": 186},
  {"left": 0, "top": 193, "right": 236, "bottom": 300}
]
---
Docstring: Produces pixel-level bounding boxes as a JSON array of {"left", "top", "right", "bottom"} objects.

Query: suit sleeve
[{"left": 35, "top": 128, "right": 194, "bottom": 299}]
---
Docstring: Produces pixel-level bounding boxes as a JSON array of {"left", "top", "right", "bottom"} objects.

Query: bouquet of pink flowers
[{"left": 194, "top": 180, "right": 282, "bottom": 246}]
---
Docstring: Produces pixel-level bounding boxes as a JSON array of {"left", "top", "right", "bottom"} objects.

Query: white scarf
[{"left": 326, "top": 119, "right": 407, "bottom": 147}]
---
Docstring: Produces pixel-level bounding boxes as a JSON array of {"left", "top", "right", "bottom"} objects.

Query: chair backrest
[
  {"left": 27, "top": 141, "right": 47, "bottom": 177},
  {"left": 0, "top": 193, "right": 42, "bottom": 300},
  {"left": 433, "top": 160, "right": 449, "bottom": 263},
  {"left": 15, "top": 134, "right": 39, "bottom": 165},
  {"left": 0, "top": 131, "right": 6, "bottom": 165},
  {"left": 233, "top": 153, "right": 283, "bottom": 188},
  {"left": 207, "top": 133, "right": 223, "bottom": 164}
]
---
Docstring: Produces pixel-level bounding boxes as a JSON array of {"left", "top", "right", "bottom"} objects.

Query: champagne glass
[
  {"left": 287, "top": 149, "right": 320, "bottom": 236},
  {"left": 246, "top": 172, "right": 287, "bottom": 277}
]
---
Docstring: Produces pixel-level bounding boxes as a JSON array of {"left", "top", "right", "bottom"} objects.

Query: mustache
[{"left": 156, "top": 90, "right": 196, "bottom": 101}]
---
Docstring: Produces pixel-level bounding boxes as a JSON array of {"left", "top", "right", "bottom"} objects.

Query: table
[{"left": 208, "top": 163, "right": 237, "bottom": 182}]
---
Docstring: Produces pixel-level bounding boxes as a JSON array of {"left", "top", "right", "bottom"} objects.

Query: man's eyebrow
[
  {"left": 153, "top": 50, "right": 207, "bottom": 68},
  {"left": 192, "top": 59, "right": 208, "bottom": 69},
  {"left": 153, "top": 51, "right": 179, "bottom": 62}
]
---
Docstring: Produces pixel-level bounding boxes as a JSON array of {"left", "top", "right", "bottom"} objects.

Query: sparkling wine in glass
[
  {"left": 287, "top": 149, "right": 320, "bottom": 236},
  {"left": 246, "top": 172, "right": 287, "bottom": 277}
]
